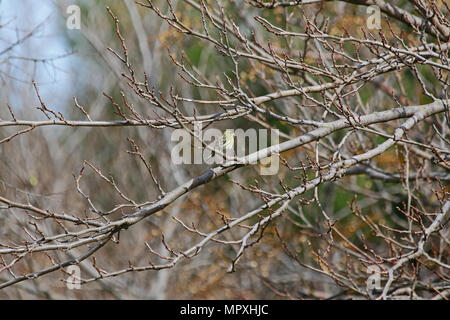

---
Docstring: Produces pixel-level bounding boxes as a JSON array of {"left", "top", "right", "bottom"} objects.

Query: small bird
[{"left": 207, "top": 129, "right": 235, "bottom": 160}]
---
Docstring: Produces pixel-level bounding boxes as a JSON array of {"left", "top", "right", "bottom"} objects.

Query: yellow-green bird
[{"left": 207, "top": 129, "right": 235, "bottom": 159}]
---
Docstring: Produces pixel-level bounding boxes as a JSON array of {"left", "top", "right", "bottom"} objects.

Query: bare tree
[{"left": 0, "top": 0, "right": 449, "bottom": 299}]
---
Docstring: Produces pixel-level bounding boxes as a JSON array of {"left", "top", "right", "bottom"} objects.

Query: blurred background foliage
[{"left": 0, "top": 0, "right": 448, "bottom": 299}]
